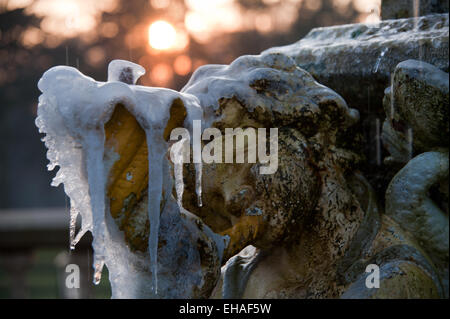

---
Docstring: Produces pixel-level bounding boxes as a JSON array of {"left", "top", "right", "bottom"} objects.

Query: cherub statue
[{"left": 36, "top": 53, "right": 446, "bottom": 299}]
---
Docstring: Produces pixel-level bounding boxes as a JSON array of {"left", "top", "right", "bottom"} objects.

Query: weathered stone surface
[
  {"left": 38, "top": 35, "right": 449, "bottom": 297},
  {"left": 382, "top": 0, "right": 449, "bottom": 20},
  {"left": 180, "top": 52, "right": 362, "bottom": 262},
  {"left": 382, "top": 59, "right": 449, "bottom": 161},
  {"left": 391, "top": 59, "right": 449, "bottom": 148},
  {"left": 385, "top": 150, "right": 449, "bottom": 296},
  {"left": 342, "top": 259, "right": 441, "bottom": 298},
  {"left": 178, "top": 53, "right": 443, "bottom": 298},
  {"left": 264, "top": 14, "right": 449, "bottom": 117},
  {"left": 265, "top": 14, "right": 449, "bottom": 204},
  {"left": 381, "top": 117, "right": 411, "bottom": 164}
]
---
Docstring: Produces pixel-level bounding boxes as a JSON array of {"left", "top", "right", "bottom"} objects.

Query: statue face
[
  {"left": 181, "top": 98, "right": 322, "bottom": 259},
  {"left": 110, "top": 52, "right": 359, "bottom": 262},
  {"left": 175, "top": 52, "right": 359, "bottom": 260}
]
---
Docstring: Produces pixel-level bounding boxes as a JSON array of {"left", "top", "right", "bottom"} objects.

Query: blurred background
[{"left": 0, "top": 0, "right": 381, "bottom": 298}]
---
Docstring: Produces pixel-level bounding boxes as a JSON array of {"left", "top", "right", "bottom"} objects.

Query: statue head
[{"left": 178, "top": 52, "right": 361, "bottom": 260}]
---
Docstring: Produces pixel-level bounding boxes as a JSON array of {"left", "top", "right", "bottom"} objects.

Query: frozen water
[
  {"left": 170, "top": 137, "right": 189, "bottom": 209},
  {"left": 195, "top": 163, "right": 203, "bottom": 207},
  {"left": 144, "top": 128, "right": 165, "bottom": 293},
  {"left": 69, "top": 205, "right": 77, "bottom": 250},
  {"left": 107, "top": 60, "right": 145, "bottom": 85},
  {"left": 84, "top": 132, "right": 108, "bottom": 284},
  {"left": 36, "top": 60, "right": 208, "bottom": 296}
]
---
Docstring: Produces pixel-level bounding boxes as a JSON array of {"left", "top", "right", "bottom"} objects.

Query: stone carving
[
  {"left": 179, "top": 54, "right": 446, "bottom": 298},
  {"left": 382, "top": 58, "right": 449, "bottom": 297},
  {"left": 36, "top": 12, "right": 449, "bottom": 300},
  {"left": 111, "top": 52, "right": 446, "bottom": 298},
  {"left": 382, "top": 59, "right": 449, "bottom": 163},
  {"left": 385, "top": 151, "right": 449, "bottom": 297}
]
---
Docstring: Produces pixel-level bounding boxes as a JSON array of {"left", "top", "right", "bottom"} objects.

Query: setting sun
[{"left": 148, "top": 20, "right": 176, "bottom": 50}]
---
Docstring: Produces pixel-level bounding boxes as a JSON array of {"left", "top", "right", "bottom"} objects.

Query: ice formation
[
  {"left": 169, "top": 137, "right": 189, "bottom": 209},
  {"left": 36, "top": 60, "right": 209, "bottom": 296}
]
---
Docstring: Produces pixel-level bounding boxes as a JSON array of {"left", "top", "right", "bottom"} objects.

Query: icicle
[
  {"left": 71, "top": 228, "right": 87, "bottom": 250},
  {"left": 93, "top": 260, "right": 105, "bottom": 285},
  {"left": 192, "top": 120, "right": 203, "bottom": 207},
  {"left": 195, "top": 162, "right": 203, "bottom": 207},
  {"left": 84, "top": 130, "right": 108, "bottom": 285},
  {"left": 174, "top": 161, "right": 184, "bottom": 208},
  {"left": 171, "top": 138, "right": 188, "bottom": 209},
  {"left": 145, "top": 128, "right": 166, "bottom": 294},
  {"left": 69, "top": 205, "right": 78, "bottom": 250}
]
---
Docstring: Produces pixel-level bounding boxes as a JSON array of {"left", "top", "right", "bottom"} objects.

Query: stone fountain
[{"left": 36, "top": 6, "right": 449, "bottom": 299}]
